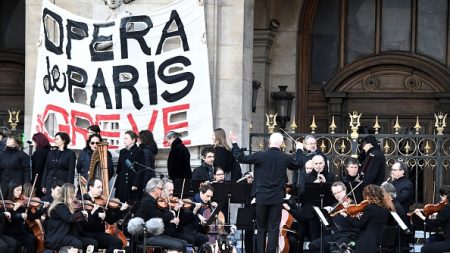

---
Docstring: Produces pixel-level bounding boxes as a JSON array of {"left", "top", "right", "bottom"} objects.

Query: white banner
[{"left": 31, "top": 0, "right": 213, "bottom": 150}]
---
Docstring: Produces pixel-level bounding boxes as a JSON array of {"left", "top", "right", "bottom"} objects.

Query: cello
[{"left": 23, "top": 176, "right": 46, "bottom": 253}]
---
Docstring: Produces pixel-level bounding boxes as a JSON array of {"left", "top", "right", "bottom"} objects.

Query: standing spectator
[
  {"left": 31, "top": 132, "right": 51, "bottom": 197},
  {"left": 138, "top": 130, "right": 158, "bottom": 183},
  {"left": 166, "top": 131, "right": 191, "bottom": 179},
  {"left": 0, "top": 135, "right": 30, "bottom": 193},
  {"left": 115, "top": 130, "right": 145, "bottom": 203},
  {"left": 87, "top": 125, "right": 101, "bottom": 137},
  {"left": 41, "top": 132, "right": 76, "bottom": 195},
  {"left": 212, "top": 128, "right": 241, "bottom": 180},
  {"left": 358, "top": 135, "right": 386, "bottom": 185},
  {"left": 191, "top": 146, "right": 215, "bottom": 182}
]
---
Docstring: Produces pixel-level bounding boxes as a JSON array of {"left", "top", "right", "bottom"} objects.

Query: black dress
[
  {"left": 31, "top": 147, "right": 49, "bottom": 197},
  {"left": 115, "top": 144, "right": 145, "bottom": 203},
  {"left": 354, "top": 203, "right": 390, "bottom": 253},
  {"left": 140, "top": 143, "right": 157, "bottom": 184},
  {"left": 41, "top": 148, "right": 76, "bottom": 190}
]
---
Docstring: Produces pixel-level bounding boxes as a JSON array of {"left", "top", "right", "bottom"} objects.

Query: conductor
[{"left": 230, "top": 132, "right": 299, "bottom": 253}]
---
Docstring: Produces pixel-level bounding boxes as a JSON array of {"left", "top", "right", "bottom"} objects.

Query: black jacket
[
  {"left": 167, "top": 138, "right": 191, "bottom": 179},
  {"left": 140, "top": 144, "right": 157, "bottom": 184},
  {"left": 232, "top": 144, "right": 299, "bottom": 205},
  {"left": 425, "top": 204, "right": 450, "bottom": 240},
  {"left": 81, "top": 193, "right": 123, "bottom": 233},
  {"left": 392, "top": 176, "right": 414, "bottom": 212},
  {"left": 359, "top": 147, "right": 386, "bottom": 185},
  {"left": 0, "top": 147, "right": 31, "bottom": 188},
  {"left": 45, "top": 203, "right": 86, "bottom": 250},
  {"left": 214, "top": 146, "right": 242, "bottom": 180},
  {"left": 191, "top": 162, "right": 214, "bottom": 181},
  {"left": 41, "top": 148, "right": 76, "bottom": 190},
  {"left": 115, "top": 144, "right": 145, "bottom": 203},
  {"left": 136, "top": 194, "right": 177, "bottom": 236},
  {"left": 31, "top": 147, "right": 49, "bottom": 196},
  {"left": 353, "top": 204, "right": 390, "bottom": 253}
]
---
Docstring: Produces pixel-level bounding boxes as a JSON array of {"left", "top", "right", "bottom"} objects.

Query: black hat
[{"left": 361, "top": 135, "right": 378, "bottom": 147}]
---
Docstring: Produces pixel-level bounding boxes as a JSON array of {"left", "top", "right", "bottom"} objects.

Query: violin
[
  {"left": 346, "top": 200, "right": 369, "bottom": 216},
  {"left": 0, "top": 200, "right": 15, "bottom": 210},
  {"left": 423, "top": 199, "right": 448, "bottom": 216},
  {"left": 93, "top": 196, "right": 126, "bottom": 209}
]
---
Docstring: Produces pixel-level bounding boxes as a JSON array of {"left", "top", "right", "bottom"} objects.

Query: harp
[{"left": 88, "top": 142, "right": 110, "bottom": 198}]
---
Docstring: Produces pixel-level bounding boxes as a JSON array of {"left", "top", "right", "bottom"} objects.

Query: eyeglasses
[
  {"left": 215, "top": 173, "right": 224, "bottom": 176},
  {"left": 90, "top": 142, "right": 100, "bottom": 145},
  {"left": 332, "top": 189, "right": 345, "bottom": 195}
]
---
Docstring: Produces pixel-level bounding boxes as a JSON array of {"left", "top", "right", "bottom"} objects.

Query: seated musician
[
  {"left": 413, "top": 189, "right": 450, "bottom": 253},
  {"left": 182, "top": 183, "right": 223, "bottom": 250},
  {"left": 308, "top": 181, "right": 358, "bottom": 253},
  {"left": 351, "top": 184, "right": 390, "bottom": 253},
  {"left": 0, "top": 208, "right": 17, "bottom": 253},
  {"left": 136, "top": 178, "right": 188, "bottom": 252},
  {"left": 192, "top": 146, "right": 216, "bottom": 182},
  {"left": 81, "top": 178, "right": 128, "bottom": 253},
  {"left": 3, "top": 181, "right": 36, "bottom": 253},
  {"left": 45, "top": 183, "right": 97, "bottom": 251}
]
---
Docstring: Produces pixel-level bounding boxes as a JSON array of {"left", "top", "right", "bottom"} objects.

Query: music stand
[
  {"left": 390, "top": 211, "right": 411, "bottom": 252},
  {"left": 303, "top": 183, "right": 334, "bottom": 208},
  {"left": 313, "top": 206, "right": 337, "bottom": 253},
  {"left": 211, "top": 183, "right": 230, "bottom": 203},
  {"left": 236, "top": 206, "right": 256, "bottom": 253},
  {"left": 230, "top": 183, "right": 253, "bottom": 204}
]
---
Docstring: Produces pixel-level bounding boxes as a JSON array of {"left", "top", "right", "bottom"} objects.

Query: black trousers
[
  {"left": 0, "top": 234, "right": 17, "bottom": 253},
  {"left": 84, "top": 231, "right": 123, "bottom": 253},
  {"left": 421, "top": 240, "right": 450, "bottom": 253},
  {"left": 57, "top": 235, "right": 98, "bottom": 251},
  {"left": 5, "top": 232, "right": 35, "bottom": 253},
  {"left": 146, "top": 235, "right": 188, "bottom": 252},
  {"left": 255, "top": 203, "right": 282, "bottom": 253}
]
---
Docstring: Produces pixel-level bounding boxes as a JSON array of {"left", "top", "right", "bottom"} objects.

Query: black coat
[
  {"left": 136, "top": 194, "right": 176, "bottom": 236},
  {"left": 45, "top": 203, "right": 86, "bottom": 250},
  {"left": 214, "top": 146, "right": 241, "bottom": 180},
  {"left": 354, "top": 204, "right": 390, "bottom": 253},
  {"left": 115, "top": 144, "right": 145, "bottom": 203},
  {"left": 76, "top": 147, "right": 114, "bottom": 180},
  {"left": 232, "top": 144, "right": 299, "bottom": 205},
  {"left": 41, "top": 148, "right": 76, "bottom": 190},
  {"left": 360, "top": 147, "right": 386, "bottom": 185},
  {"left": 191, "top": 163, "right": 214, "bottom": 181},
  {"left": 31, "top": 147, "right": 49, "bottom": 195},
  {"left": 140, "top": 144, "right": 157, "bottom": 184},
  {"left": 167, "top": 138, "right": 191, "bottom": 179},
  {"left": 392, "top": 176, "right": 414, "bottom": 212},
  {"left": 0, "top": 147, "right": 31, "bottom": 188},
  {"left": 81, "top": 193, "right": 123, "bottom": 233},
  {"left": 425, "top": 204, "right": 450, "bottom": 240}
]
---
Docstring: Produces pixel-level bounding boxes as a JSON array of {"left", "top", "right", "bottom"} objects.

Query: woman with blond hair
[
  {"left": 212, "top": 128, "right": 241, "bottom": 181},
  {"left": 45, "top": 183, "right": 97, "bottom": 251}
]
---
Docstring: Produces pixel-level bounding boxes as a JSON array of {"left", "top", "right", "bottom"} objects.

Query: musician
[
  {"left": 138, "top": 130, "right": 158, "bottom": 183},
  {"left": 0, "top": 135, "right": 30, "bottom": 193},
  {"left": 192, "top": 146, "right": 216, "bottom": 182},
  {"left": 390, "top": 160, "right": 414, "bottom": 212},
  {"left": 213, "top": 167, "right": 225, "bottom": 184},
  {"left": 358, "top": 135, "right": 386, "bottom": 185},
  {"left": 81, "top": 178, "right": 128, "bottom": 253},
  {"left": 294, "top": 135, "right": 329, "bottom": 187},
  {"left": 76, "top": 134, "right": 114, "bottom": 186},
  {"left": 413, "top": 189, "right": 450, "bottom": 253},
  {"left": 213, "top": 128, "right": 241, "bottom": 181},
  {"left": 115, "top": 130, "right": 145, "bottom": 203},
  {"left": 352, "top": 184, "right": 390, "bottom": 253},
  {"left": 342, "top": 158, "right": 360, "bottom": 182},
  {"left": 230, "top": 132, "right": 299, "bottom": 253},
  {"left": 45, "top": 183, "right": 97, "bottom": 251},
  {"left": 3, "top": 181, "right": 36, "bottom": 253},
  {"left": 31, "top": 132, "right": 51, "bottom": 197},
  {"left": 308, "top": 182, "right": 358, "bottom": 253},
  {"left": 41, "top": 132, "right": 76, "bottom": 196},
  {"left": 166, "top": 131, "right": 192, "bottom": 179},
  {"left": 135, "top": 178, "right": 188, "bottom": 252}
]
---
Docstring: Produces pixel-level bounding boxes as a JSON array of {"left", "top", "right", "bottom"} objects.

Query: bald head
[
  {"left": 311, "top": 155, "right": 325, "bottom": 173},
  {"left": 269, "top": 133, "right": 284, "bottom": 148}
]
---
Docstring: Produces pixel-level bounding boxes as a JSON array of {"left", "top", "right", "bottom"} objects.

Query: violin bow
[
  {"left": 78, "top": 175, "right": 86, "bottom": 211},
  {"left": 105, "top": 174, "right": 118, "bottom": 209},
  {"left": 175, "top": 179, "right": 186, "bottom": 225},
  {"left": 0, "top": 184, "right": 6, "bottom": 210},
  {"left": 27, "top": 174, "right": 40, "bottom": 208},
  {"left": 329, "top": 180, "right": 364, "bottom": 212}
]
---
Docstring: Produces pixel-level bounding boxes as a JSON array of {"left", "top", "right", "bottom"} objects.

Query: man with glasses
[
  {"left": 391, "top": 160, "right": 414, "bottom": 212},
  {"left": 136, "top": 178, "right": 189, "bottom": 252}
]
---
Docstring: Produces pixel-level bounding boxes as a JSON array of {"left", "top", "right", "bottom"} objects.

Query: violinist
[
  {"left": 135, "top": 178, "right": 188, "bottom": 252},
  {"left": 413, "top": 189, "right": 450, "bottom": 253},
  {"left": 351, "top": 184, "right": 390, "bottom": 253},
  {"left": 3, "top": 181, "right": 36, "bottom": 253},
  {"left": 308, "top": 182, "right": 358, "bottom": 253},
  {"left": 81, "top": 178, "right": 128, "bottom": 253},
  {"left": 0, "top": 207, "right": 17, "bottom": 253},
  {"left": 192, "top": 146, "right": 216, "bottom": 182},
  {"left": 45, "top": 183, "right": 97, "bottom": 252},
  {"left": 390, "top": 160, "right": 414, "bottom": 212},
  {"left": 358, "top": 136, "right": 385, "bottom": 185}
]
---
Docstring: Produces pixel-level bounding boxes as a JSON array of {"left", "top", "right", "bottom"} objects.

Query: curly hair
[{"left": 363, "top": 184, "right": 389, "bottom": 209}]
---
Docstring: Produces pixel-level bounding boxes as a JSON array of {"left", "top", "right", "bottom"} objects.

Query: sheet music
[
  {"left": 313, "top": 206, "right": 330, "bottom": 227},
  {"left": 390, "top": 211, "right": 409, "bottom": 232}
]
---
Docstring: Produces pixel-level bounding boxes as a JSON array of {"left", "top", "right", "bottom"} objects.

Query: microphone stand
[{"left": 142, "top": 222, "right": 147, "bottom": 253}]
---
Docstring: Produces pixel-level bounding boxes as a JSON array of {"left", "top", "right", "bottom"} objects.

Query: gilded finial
[
  {"left": 329, "top": 116, "right": 337, "bottom": 134},
  {"left": 373, "top": 116, "right": 381, "bottom": 134},
  {"left": 290, "top": 114, "right": 297, "bottom": 133},
  {"left": 434, "top": 112, "right": 447, "bottom": 135},
  {"left": 393, "top": 116, "right": 401, "bottom": 134},
  {"left": 414, "top": 116, "right": 421, "bottom": 134},
  {"left": 265, "top": 113, "right": 278, "bottom": 133},
  {"left": 424, "top": 140, "right": 431, "bottom": 155},
  {"left": 383, "top": 140, "right": 390, "bottom": 154},
  {"left": 310, "top": 115, "right": 317, "bottom": 134}
]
